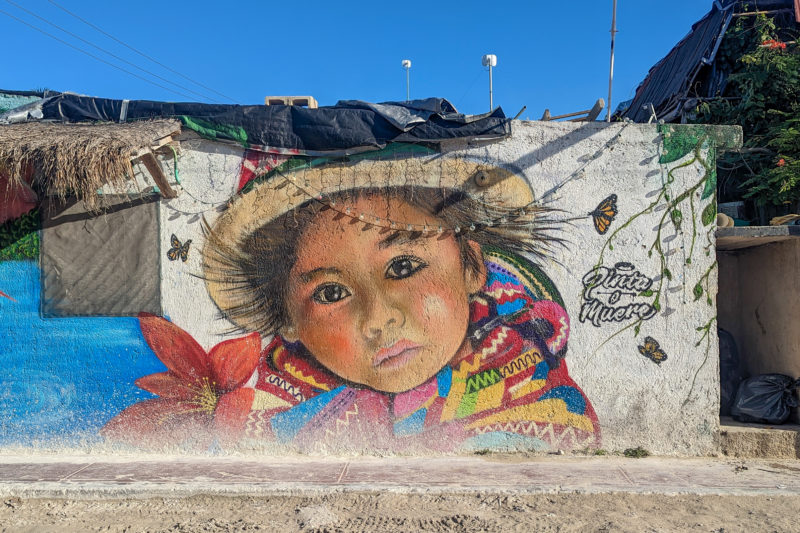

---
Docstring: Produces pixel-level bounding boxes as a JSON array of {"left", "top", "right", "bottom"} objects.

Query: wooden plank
[
  {"left": 543, "top": 99, "right": 605, "bottom": 122},
  {"left": 138, "top": 152, "right": 177, "bottom": 199},
  {"left": 131, "top": 131, "right": 180, "bottom": 159},
  {"left": 585, "top": 98, "right": 605, "bottom": 121}
]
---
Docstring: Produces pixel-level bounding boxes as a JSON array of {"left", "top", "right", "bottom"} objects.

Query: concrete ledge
[
  {"left": 717, "top": 225, "right": 800, "bottom": 251},
  {"left": 720, "top": 417, "right": 800, "bottom": 459}
]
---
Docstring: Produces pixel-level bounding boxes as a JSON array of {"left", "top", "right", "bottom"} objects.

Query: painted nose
[{"left": 361, "top": 291, "right": 404, "bottom": 340}]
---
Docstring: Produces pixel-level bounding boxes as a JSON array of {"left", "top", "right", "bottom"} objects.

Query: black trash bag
[
  {"left": 718, "top": 328, "right": 743, "bottom": 416},
  {"left": 731, "top": 374, "right": 800, "bottom": 424}
]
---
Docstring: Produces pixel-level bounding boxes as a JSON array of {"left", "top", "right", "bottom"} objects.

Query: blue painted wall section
[{"left": 0, "top": 261, "right": 163, "bottom": 445}]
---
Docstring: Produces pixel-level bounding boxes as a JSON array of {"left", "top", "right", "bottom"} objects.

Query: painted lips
[{"left": 373, "top": 339, "right": 423, "bottom": 369}]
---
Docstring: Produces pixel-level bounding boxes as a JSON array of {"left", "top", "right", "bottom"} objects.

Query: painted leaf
[
  {"left": 701, "top": 168, "right": 717, "bottom": 200},
  {"left": 180, "top": 116, "right": 249, "bottom": 148},
  {"left": 639, "top": 289, "right": 654, "bottom": 297},
  {"left": 658, "top": 126, "right": 701, "bottom": 164},
  {"left": 0, "top": 209, "right": 40, "bottom": 260},
  {"left": 693, "top": 283, "right": 703, "bottom": 301},
  {"left": 663, "top": 268, "right": 673, "bottom": 281},
  {"left": 670, "top": 209, "right": 683, "bottom": 229},
  {"left": 702, "top": 202, "right": 716, "bottom": 226}
]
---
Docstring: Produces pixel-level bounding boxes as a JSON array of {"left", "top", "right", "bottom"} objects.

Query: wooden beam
[
  {"left": 131, "top": 130, "right": 180, "bottom": 159},
  {"left": 585, "top": 98, "right": 605, "bottom": 121},
  {"left": 139, "top": 152, "right": 177, "bottom": 199},
  {"left": 543, "top": 99, "right": 606, "bottom": 122}
]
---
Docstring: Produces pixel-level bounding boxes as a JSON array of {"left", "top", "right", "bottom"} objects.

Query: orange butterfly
[
  {"left": 638, "top": 336, "right": 667, "bottom": 365},
  {"left": 589, "top": 194, "right": 618, "bottom": 235},
  {"left": 167, "top": 234, "right": 192, "bottom": 262}
]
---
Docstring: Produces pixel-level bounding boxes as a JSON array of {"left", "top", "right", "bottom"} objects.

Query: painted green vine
[{"left": 589, "top": 126, "right": 718, "bottom": 354}]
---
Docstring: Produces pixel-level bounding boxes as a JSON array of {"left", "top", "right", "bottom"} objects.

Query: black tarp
[
  {"left": 619, "top": 0, "right": 798, "bottom": 123},
  {"left": 620, "top": 1, "right": 734, "bottom": 123},
  {"left": 1, "top": 93, "right": 510, "bottom": 156}
]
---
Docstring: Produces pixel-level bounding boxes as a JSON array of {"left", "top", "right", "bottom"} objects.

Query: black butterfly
[
  {"left": 167, "top": 234, "right": 192, "bottom": 262},
  {"left": 638, "top": 336, "right": 667, "bottom": 365},
  {"left": 589, "top": 194, "right": 618, "bottom": 235}
]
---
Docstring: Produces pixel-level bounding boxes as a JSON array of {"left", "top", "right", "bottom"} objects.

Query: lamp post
[
  {"left": 401, "top": 59, "right": 411, "bottom": 102},
  {"left": 482, "top": 54, "right": 497, "bottom": 111},
  {"left": 607, "top": 0, "right": 618, "bottom": 122}
]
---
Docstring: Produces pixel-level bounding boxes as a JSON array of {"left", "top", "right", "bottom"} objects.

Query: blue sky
[{"left": 1, "top": 1, "right": 711, "bottom": 118}]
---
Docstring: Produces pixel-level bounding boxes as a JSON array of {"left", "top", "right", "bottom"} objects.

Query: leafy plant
[
  {"left": 0, "top": 209, "right": 39, "bottom": 260},
  {"left": 622, "top": 446, "right": 650, "bottom": 458},
  {"left": 693, "top": 13, "right": 800, "bottom": 207}
]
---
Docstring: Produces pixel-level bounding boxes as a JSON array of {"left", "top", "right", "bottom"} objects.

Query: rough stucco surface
[
  {"left": 0, "top": 121, "right": 726, "bottom": 455},
  {"left": 485, "top": 122, "right": 721, "bottom": 454}
]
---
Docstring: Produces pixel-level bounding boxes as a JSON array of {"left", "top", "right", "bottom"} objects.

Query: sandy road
[
  {"left": 2, "top": 455, "right": 800, "bottom": 532},
  {"left": 2, "top": 492, "right": 799, "bottom": 532}
]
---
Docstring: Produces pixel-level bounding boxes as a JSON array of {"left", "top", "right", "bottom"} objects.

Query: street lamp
[
  {"left": 482, "top": 54, "right": 497, "bottom": 111},
  {"left": 401, "top": 59, "right": 411, "bottom": 102}
]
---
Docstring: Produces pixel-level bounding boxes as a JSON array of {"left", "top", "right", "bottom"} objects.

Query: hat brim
[{"left": 203, "top": 155, "right": 534, "bottom": 332}]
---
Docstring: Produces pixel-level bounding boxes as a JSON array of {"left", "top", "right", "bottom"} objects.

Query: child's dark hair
[{"left": 203, "top": 186, "right": 562, "bottom": 337}]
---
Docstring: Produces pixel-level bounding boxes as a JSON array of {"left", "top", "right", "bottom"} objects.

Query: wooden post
[{"left": 139, "top": 152, "right": 177, "bottom": 199}]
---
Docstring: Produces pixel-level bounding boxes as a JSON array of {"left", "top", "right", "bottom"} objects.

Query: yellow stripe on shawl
[
  {"left": 465, "top": 399, "right": 594, "bottom": 433},
  {"left": 284, "top": 362, "right": 332, "bottom": 391},
  {"left": 508, "top": 379, "right": 547, "bottom": 400},
  {"left": 475, "top": 380, "right": 505, "bottom": 412}
]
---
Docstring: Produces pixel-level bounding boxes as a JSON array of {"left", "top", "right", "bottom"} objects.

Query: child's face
[{"left": 283, "top": 194, "right": 485, "bottom": 393}]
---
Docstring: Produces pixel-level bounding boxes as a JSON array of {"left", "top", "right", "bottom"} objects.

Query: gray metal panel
[{"left": 40, "top": 195, "right": 161, "bottom": 317}]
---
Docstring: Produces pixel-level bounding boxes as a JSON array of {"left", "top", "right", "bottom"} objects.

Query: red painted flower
[
  {"left": 778, "top": 158, "right": 786, "bottom": 167},
  {"left": 102, "top": 313, "right": 260, "bottom": 449}
]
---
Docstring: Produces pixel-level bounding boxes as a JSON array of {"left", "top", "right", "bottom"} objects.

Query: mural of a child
[{"left": 103, "top": 152, "right": 600, "bottom": 452}]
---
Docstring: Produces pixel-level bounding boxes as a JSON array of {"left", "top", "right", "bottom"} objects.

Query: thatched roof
[{"left": 0, "top": 119, "right": 180, "bottom": 211}]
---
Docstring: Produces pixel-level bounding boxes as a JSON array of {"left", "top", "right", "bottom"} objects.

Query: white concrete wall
[
  {"left": 0, "top": 121, "right": 732, "bottom": 455},
  {"left": 154, "top": 122, "right": 722, "bottom": 454}
]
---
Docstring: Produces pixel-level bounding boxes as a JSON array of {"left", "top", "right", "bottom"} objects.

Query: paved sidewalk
[{"left": 2, "top": 454, "right": 800, "bottom": 498}]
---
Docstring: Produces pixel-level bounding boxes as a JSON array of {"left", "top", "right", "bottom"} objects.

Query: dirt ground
[{"left": 1, "top": 492, "right": 797, "bottom": 533}]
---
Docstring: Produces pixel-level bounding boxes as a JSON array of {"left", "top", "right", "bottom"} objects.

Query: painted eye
[
  {"left": 386, "top": 255, "right": 427, "bottom": 280},
  {"left": 312, "top": 283, "right": 351, "bottom": 304}
]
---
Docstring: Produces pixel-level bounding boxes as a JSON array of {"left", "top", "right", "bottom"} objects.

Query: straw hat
[{"left": 203, "top": 154, "right": 535, "bottom": 332}]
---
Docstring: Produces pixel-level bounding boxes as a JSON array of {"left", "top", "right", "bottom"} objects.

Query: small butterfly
[
  {"left": 589, "top": 194, "right": 618, "bottom": 235},
  {"left": 638, "top": 336, "right": 667, "bottom": 365},
  {"left": 167, "top": 234, "right": 192, "bottom": 262}
]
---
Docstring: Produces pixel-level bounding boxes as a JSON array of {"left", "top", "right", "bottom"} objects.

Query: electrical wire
[
  {"left": 47, "top": 0, "right": 240, "bottom": 104},
  {"left": 454, "top": 70, "right": 484, "bottom": 112},
  {"left": 0, "top": 7, "right": 200, "bottom": 101},
  {"left": 3, "top": 0, "right": 222, "bottom": 103}
]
